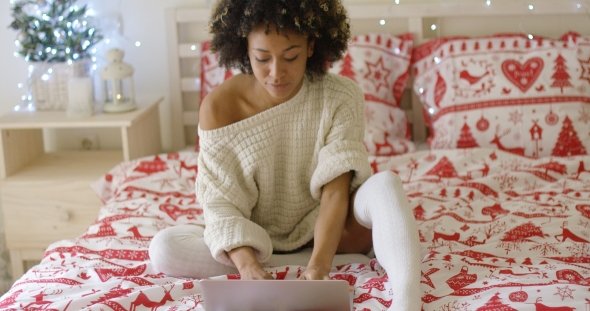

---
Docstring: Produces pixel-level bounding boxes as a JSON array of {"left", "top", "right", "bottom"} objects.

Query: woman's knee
[
  {"left": 366, "top": 171, "right": 402, "bottom": 190},
  {"left": 148, "top": 225, "right": 205, "bottom": 271}
]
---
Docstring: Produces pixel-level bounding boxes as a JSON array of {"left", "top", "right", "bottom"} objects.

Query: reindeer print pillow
[{"left": 412, "top": 32, "right": 590, "bottom": 158}]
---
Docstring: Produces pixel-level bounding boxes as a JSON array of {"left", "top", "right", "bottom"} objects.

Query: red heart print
[{"left": 501, "top": 58, "right": 544, "bottom": 93}]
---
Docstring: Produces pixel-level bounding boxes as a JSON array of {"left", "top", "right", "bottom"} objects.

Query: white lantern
[{"left": 100, "top": 48, "right": 136, "bottom": 113}]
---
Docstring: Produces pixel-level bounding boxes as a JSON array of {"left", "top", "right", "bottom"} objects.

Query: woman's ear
[{"left": 307, "top": 39, "right": 315, "bottom": 57}]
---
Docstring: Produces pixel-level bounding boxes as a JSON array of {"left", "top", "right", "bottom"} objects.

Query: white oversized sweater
[{"left": 196, "top": 73, "right": 372, "bottom": 267}]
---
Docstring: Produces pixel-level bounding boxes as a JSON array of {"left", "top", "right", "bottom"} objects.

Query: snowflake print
[
  {"left": 153, "top": 219, "right": 169, "bottom": 231},
  {"left": 577, "top": 84, "right": 588, "bottom": 94},
  {"left": 524, "top": 180, "right": 543, "bottom": 192},
  {"left": 500, "top": 158, "right": 526, "bottom": 171},
  {"left": 529, "top": 242, "right": 561, "bottom": 256},
  {"left": 508, "top": 109, "right": 523, "bottom": 125},
  {"left": 553, "top": 285, "right": 575, "bottom": 301},
  {"left": 493, "top": 173, "right": 518, "bottom": 190},
  {"left": 579, "top": 107, "right": 590, "bottom": 124},
  {"left": 545, "top": 264, "right": 557, "bottom": 270},
  {"left": 513, "top": 131, "right": 521, "bottom": 142},
  {"left": 443, "top": 261, "right": 454, "bottom": 270},
  {"left": 566, "top": 243, "right": 590, "bottom": 259},
  {"left": 462, "top": 210, "right": 474, "bottom": 219}
]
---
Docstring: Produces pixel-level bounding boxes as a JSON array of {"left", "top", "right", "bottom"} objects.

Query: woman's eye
[
  {"left": 285, "top": 56, "right": 298, "bottom": 62},
  {"left": 255, "top": 58, "right": 270, "bottom": 63}
]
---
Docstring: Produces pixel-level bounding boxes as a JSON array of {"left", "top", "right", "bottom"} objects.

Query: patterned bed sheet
[{"left": 0, "top": 148, "right": 589, "bottom": 310}]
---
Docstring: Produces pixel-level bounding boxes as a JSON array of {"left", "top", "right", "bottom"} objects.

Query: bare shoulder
[{"left": 199, "top": 74, "right": 251, "bottom": 130}]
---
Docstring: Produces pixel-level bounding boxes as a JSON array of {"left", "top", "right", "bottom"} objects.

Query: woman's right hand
[{"left": 227, "top": 246, "right": 273, "bottom": 280}]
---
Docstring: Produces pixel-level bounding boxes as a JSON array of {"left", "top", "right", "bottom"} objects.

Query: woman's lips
[{"left": 268, "top": 82, "right": 289, "bottom": 91}]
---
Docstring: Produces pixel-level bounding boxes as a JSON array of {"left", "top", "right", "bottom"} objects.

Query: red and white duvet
[{"left": 1, "top": 148, "right": 589, "bottom": 310}]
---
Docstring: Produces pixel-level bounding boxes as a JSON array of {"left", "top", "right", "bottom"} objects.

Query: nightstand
[{"left": 0, "top": 97, "right": 163, "bottom": 281}]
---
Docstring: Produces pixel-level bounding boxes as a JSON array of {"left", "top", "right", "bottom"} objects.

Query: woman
[{"left": 149, "top": 0, "right": 421, "bottom": 309}]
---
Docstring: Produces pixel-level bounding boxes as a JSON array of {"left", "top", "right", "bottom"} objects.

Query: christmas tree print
[
  {"left": 501, "top": 222, "right": 546, "bottom": 242},
  {"left": 498, "top": 222, "right": 547, "bottom": 254},
  {"left": 457, "top": 123, "right": 480, "bottom": 148},
  {"left": 426, "top": 156, "right": 459, "bottom": 180},
  {"left": 551, "top": 116, "right": 588, "bottom": 157},
  {"left": 550, "top": 54, "right": 572, "bottom": 94},
  {"left": 339, "top": 53, "right": 356, "bottom": 82},
  {"left": 476, "top": 293, "right": 517, "bottom": 311}
]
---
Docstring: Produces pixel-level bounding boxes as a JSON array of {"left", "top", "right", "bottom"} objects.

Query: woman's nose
[{"left": 269, "top": 60, "right": 285, "bottom": 79}]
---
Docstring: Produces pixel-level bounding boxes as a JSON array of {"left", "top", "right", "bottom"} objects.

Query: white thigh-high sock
[
  {"left": 353, "top": 171, "right": 421, "bottom": 311},
  {"left": 149, "top": 225, "right": 238, "bottom": 278}
]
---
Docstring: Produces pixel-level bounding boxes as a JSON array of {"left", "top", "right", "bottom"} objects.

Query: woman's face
[{"left": 247, "top": 25, "right": 314, "bottom": 105}]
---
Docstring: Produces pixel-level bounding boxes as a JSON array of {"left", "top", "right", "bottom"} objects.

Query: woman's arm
[
  {"left": 227, "top": 247, "right": 273, "bottom": 280},
  {"left": 300, "top": 172, "right": 352, "bottom": 280}
]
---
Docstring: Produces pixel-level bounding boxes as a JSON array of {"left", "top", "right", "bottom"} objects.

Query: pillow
[
  {"left": 200, "top": 41, "right": 242, "bottom": 104},
  {"left": 198, "top": 42, "right": 241, "bottom": 151},
  {"left": 413, "top": 32, "right": 590, "bottom": 158},
  {"left": 91, "top": 152, "right": 200, "bottom": 205},
  {"left": 199, "top": 34, "right": 416, "bottom": 155},
  {"left": 329, "top": 33, "right": 415, "bottom": 156}
]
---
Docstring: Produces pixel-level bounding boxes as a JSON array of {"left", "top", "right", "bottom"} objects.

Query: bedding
[
  {"left": 1, "top": 148, "right": 589, "bottom": 310},
  {"left": 413, "top": 32, "right": 590, "bottom": 158}
]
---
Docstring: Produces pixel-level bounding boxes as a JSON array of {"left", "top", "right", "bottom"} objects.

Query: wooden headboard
[{"left": 165, "top": 0, "right": 590, "bottom": 151}]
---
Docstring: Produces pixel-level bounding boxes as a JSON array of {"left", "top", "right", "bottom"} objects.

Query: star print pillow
[
  {"left": 329, "top": 33, "right": 415, "bottom": 156},
  {"left": 413, "top": 32, "right": 590, "bottom": 158}
]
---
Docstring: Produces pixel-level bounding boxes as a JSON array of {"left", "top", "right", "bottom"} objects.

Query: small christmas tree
[
  {"left": 457, "top": 123, "right": 480, "bottom": 148},
  {"left": 551, "top": 116, "right": 588, "bottom": 156},
  {"left": 9, "top": 0, "right": 102, "bottom": 63},
  {"left": 476, "top": 292, "right": 517, "bottom": 311},
  {"left": 501, "top": 222, "right": 545, "bottom": 242},
  {"left": 550, "top": 54, "right": 572, "bottom": 94},
  {"left": 425, "top": 156, "right": 459, "bottom": 180},
  {"left": 339, "top": 53, "right": 356, "bottom": 81}
]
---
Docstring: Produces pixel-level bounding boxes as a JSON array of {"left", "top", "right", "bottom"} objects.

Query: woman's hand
[
  {"left": 227, "top": 246, "right": 273, "bottom": 280},
  {"left": 298, "top": 264, "right": 331, "bottom": 280},
  {"left": 238, "top": 263, "right": 274, "bottom": 280}
]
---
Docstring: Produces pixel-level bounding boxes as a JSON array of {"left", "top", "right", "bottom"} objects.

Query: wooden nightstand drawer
[{"left": 0, "top": 179, "right": 102, "bottom": 249}]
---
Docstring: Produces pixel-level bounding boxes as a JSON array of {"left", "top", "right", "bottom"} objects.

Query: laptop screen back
[{"left": 200, "top": 279, "right": 352, "bottom": 311}]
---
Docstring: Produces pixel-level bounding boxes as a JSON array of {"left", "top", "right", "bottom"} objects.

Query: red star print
[{"left": 364, "top": 56, "right": 391, "bottom": 92}]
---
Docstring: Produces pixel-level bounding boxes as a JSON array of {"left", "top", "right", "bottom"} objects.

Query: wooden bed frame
[{"left": 165, "top": 0, "right": 590, "bottom": 151}]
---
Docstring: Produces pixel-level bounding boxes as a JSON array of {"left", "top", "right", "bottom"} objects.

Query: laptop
[{"left": 199, "top": 279, "right": 353, "bottom": 311}]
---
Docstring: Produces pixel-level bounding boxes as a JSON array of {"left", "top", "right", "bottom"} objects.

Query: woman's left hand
[{"left": 298, "top": 265, "right": 331, "bottom": 280}]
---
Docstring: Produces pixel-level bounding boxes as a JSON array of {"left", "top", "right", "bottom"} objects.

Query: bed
[{"left": 1, "top": 1, "right": 590, "bottom": 310}]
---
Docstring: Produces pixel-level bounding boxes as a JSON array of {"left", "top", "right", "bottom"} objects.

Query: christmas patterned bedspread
[{"left": 0, "top": 148, "right": 589, "bottom": 311}]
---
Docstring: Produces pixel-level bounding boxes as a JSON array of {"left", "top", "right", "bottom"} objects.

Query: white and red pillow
[
  {"left": 413, "top": 32, "right": 590, "bottom": 158},
  {"left": 200, "top": 41, "right": 241, "bottom": 104},
  {"left": 200, "top": 33, "right": 416, "bottom": 155},
  {"left": 330, "top": 33, "right": 415, "bottom": 156}
]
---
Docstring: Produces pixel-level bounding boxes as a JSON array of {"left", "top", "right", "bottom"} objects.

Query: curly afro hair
[{"left": 208, "top": 0, "right": 350, "bottom": 80}]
